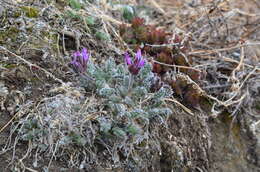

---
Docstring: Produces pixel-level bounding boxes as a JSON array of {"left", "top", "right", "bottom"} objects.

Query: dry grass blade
[
  {"left": 0, "top": 111, "right": 20, "bottom": 134},
  {"left": 165, "top": 98, "right": 194, "bottom": 116},
  {"left": 153, "top": 59, "right": 202, "bottom": 72},
  {"left": 149, "top": 0, "right": 166, "bottom": 15},
  {"left": 189, "top": 42, "right": 260, "bottom": 55}
]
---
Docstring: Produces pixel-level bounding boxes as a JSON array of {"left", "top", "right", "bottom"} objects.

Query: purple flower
[
  {"left": 124, "top": 49, "right": 146, "bottom": 75},
  {"left": 71, "top": 48, "right": 89, "bottom": 73}
]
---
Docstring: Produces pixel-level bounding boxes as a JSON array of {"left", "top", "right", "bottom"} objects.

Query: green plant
[
  {"left": 85, "top": 16, "right": 96, "bottom": 26},
  {"left": 83, "top": 55, "right": 173, "bottom": 142},
  {"left": 122, "top": 5, "right": 135, "bottom": 22},
  {"left": 19, "top": 118, "right": 48, "bottom": 142},
  {"left": 95, "top": 31, "right": 110, "bottom": 41},
  {"left": 68, "top": 0, "right": 82, "bottom": 10},
  {"left": 12, "top": 49, "right": 174, "bottom": 169},
  {"left": 75, "top": 55, "right": 173, "bottom": 168}
]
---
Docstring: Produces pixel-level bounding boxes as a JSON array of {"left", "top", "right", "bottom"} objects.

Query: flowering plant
[
  {"left": 124, "top": 49, "right": 146, "bottom": 75},
  {"left": 16, "top": 49, "right": 174, "bottom": 171},
  {"left": 69, "top": 47, "right": 173, "bottom": 141},
  {"left": 70, "top": 48, "right": 89, "bottom": 73}
]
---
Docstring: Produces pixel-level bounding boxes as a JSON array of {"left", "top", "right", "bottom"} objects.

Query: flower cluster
[
  {"left": 124, "top": 49, "right": 146, "bottom": 75},
  {"left": 70, "top": 48, "right": 146, "bottom": 76},
  {"left": 70, "top": 48, "right": 89, "bottom": 73}
]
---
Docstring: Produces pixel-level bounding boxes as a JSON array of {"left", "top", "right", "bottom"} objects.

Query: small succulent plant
[
  {"left": 120, "top": 17, "right": 209, "bottom": 108},
  {"left": 119, "top": 17, "right": 191, "bottom": 75}
]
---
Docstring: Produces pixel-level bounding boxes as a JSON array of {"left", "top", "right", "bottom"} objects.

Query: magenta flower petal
[
  {"left": 74, "top": 51, "right": 80, "bottom": 57},
  {"left": 82, "top": 48, "right": 89, "bottom": 62},
  {"left": 137, "top": 59, "right": 146, "bottom": 68},
  {"left": 135, "top": 49, "right": 142, "bottom": 61},
  {"left": 124, "top": 52, "right": 132, "bottom": 65},
  {"left": 73, "top": 51, "right": 80, "bottom": 61},
  {"left": 124, "top": 49, "right": 146, "bottom": 75}
]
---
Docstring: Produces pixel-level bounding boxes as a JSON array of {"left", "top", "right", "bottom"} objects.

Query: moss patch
[{"left": 20, "top": 6, "right": 39, "bottom": 18}]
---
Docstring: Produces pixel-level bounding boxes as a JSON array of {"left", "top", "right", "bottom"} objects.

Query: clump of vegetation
[
  {"left": 11, "top": 48, "right": 173, "bottom": 169},
  {"left": 119, "top": 17, "right": 190, "bottom": 74},
  {"left": 120, "top": 17, "right": 207, "bottom": 108},
  {"left": 64, "top": 0, "right": 110, "bottom": 41},
  {"left": 79, "top": 48, "right": 173, "bottom": 144},
  {"left": 20, "top": 6, "right": 39, "bottom": 18}
]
